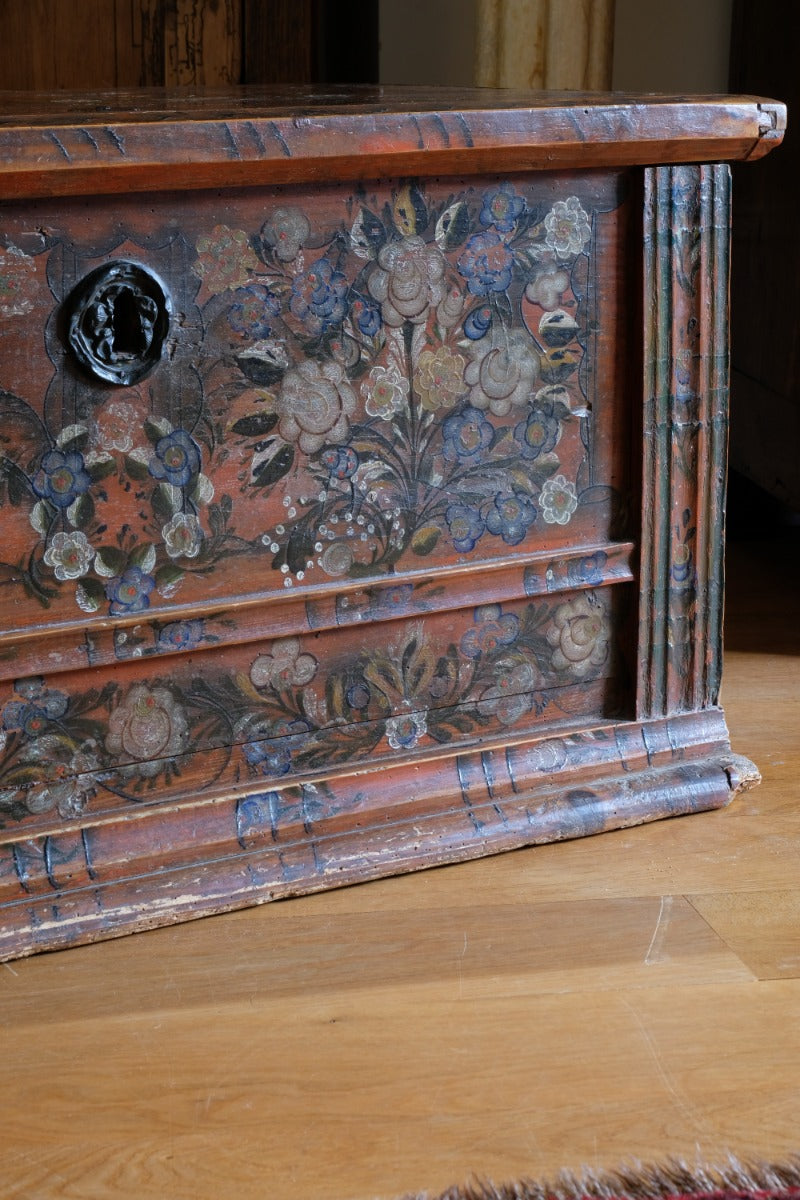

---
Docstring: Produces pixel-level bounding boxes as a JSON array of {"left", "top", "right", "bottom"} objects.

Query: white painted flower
[
  {"left": 544, "top": 197, "right": 592, "bottom": 259},
  {"left": 262, "top": 206, "right": 311, "bottom": 262},
  {"left": 465, "top": 331, "right": 539, "bottom": 416},
  {"left": 250, "top": 638, "right": 318, "bottom": 690},
  {"left": 94, "top": 400, "right": 138, "bottom": 452},
  {"left": 106, "top": 685, "right": 190, "bottom": 776},
  {"left": 43, "top": 530, "right": 94, "bottom": 580},
  {"left": 477, "top": 659, "right": 542, "bottom": 726},
  {"left": 385, "top": 710, "right": 427, "bottom": 751},
  {"left": 539, "top": 474, "right": 578, "bottom": 525},
  {"left": 368, "top": 236, "right": 446, "bottom": 327},
  {"left": 525, "top": 267, "right": 571, "bottom": 310},
  {"left": 319, "top": 541, "right": 354, "bottom": 577},
  {"left": 363, "top": 364, "right": 409, "bottom": 420},
  {"left": 547, "top": 592, "right": 610, "bottom": 678},
  {"left": 162, "top": 512, "right": 203, "bottom": 559},
  {"left": 278, "top": 359, "right": 356, "bottom": 454}
]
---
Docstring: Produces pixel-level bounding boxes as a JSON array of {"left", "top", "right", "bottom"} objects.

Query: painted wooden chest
[{"left": 0, "top": 89, "right": 785, "bottom": 958}]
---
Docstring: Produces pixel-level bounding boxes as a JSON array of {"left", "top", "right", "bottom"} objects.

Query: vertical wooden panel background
[{"left": 0, "top": 0, "right": 378, "bottom": 89}]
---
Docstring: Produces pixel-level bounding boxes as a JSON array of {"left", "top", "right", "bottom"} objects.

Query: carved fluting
[{"left": 639, "top": 164, "right": 731, "bottom": 719}]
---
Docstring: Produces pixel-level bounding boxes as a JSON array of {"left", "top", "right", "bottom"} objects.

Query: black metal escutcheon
[{"left": 65, "top": 260, "right": 170, "bottom": 386}]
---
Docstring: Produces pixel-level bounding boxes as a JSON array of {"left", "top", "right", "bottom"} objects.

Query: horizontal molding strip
[
  {"left": 0, "top": 708, "right": 749, "bottom": 959},
  {"left": 0, "top": 539, "right": 635, "bottom": 686}
]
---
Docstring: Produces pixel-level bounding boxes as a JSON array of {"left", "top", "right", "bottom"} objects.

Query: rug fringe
[{"left": 405, "top": 1155, "right": 800, "bottom": 1200}]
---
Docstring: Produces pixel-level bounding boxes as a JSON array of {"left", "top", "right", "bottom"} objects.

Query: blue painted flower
[
  {"left": 33, "top": 449, "right": 91, "bottom": 510},
  {"left": 385, "top": 710, "right": 427, "bottom": 751},
  {"left": 514, "top": 405, "right": 561, "bottom": 460},
  {"left": 460, "top": 603, "right": 520, "bottom": 659},
  {"left": 480, "top": 183, "right": 525, "bottom": 233},
  {"left": 567, "top": 551, "right": 608, "bottom": 588},
  {"left": 375, "top": 583, "right": 415, "bottom": 612},
  {"left": 157, "top": 619, "right": 205, "bottom": 651},
  {"left": 457, "top": 231, "right": 514, "bottom": 296},
  {"left": 350, "top": 294, "right": 382, "bottom": 337},
  {"left": 228, "top": 284, "right": 281, "bottom": 338},
  {"left": 485, "top": 492, "right": 538, "bottom": 546},
  {"left": 106, "top": 566, "right": 156, "bottom": 615},
  {"left": 244, "top": 738, "right": 292, "bottom": 777},
  {"left": 3, "top": 679, "right": 68, "bottom": 735},
  {"left": 442, "top": 405, "right": 494, "bottom": 462},
  {"left": 346, "top": 680, "right": 371, "bottom": 710},
  {"left": 464, "top": 303, "right": 493, "bottom": 340},
  {"left": 446, "top": 504, "right": 485, "bottom": 553},
  {"left": 244, "top": 718, "right": 310, "bottom": 777},
  {"left": 320, "top": 444, "right": 359, "bottom": 479},
  {"left": 149, "top": 429, "right": 201, "bottom": 487},
  {"left": 290, "top": 257, "right": 349, "bottom": 335}
]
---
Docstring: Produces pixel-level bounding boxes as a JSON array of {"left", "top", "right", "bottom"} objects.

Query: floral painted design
[
  {"left": 195, "top": 224, "right": 259, "bottom": 291},
  {"left": 0, "top": 587, "right": 618, "bottom": 824},
  {"left": 106, "top": 684, "right": 190, "bottom": 776},
  {"left": 0, "top": 178, "right": 600, "bottom": 619},
  {"left": 546, "top": 593, "right": 610, "bottom": 678},
  {"left": 544, "top": 197, "right": 592, "bottom": 258},
  {"left": 539, "top": 474, "right": 578, "bottom": 525}
]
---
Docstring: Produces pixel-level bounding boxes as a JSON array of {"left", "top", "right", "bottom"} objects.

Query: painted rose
[
  {"left": 277, "top": 359, "right": 356, "bottom": 454},
  {"left": 363, "top": 363, "right": 409, "bottom": 420},
  {"left": 544, "top": 197, "right": 592, "bottom": 259},
  {"left": 20, "top": 739, "right": 98, "bottom": 819},
  {"left": 261, "top": 206, "right": 311, "bottom": 262},
  {"left": 319, "top": 541, "right": 354, "bottom": 577},
  {"left": 195, "top": 224, "right": 259, "bottom": 292},
  {"left": 162, "top": 512, "right": 204, "bottom": 559},
  {"left": 415, "top": 346, "right": 466, "bottom": 412},
  {"left": 43, "top": 530, "right": 94, "bottom": 580},
  {"left": 547, "top": 593, "right": 610, "bottom": 678},
  {"left": 385, "top": 710, "right": 427, "bottom": 751},
  {"left": 478, "top": 659, "right": 541, "bottom": 726},
  {"left": 250, "top": 638, "right": 318, "bottom": 690},
  {"left": 106, "top": 685, "right": 190, "bottom": 774},
  {"left": 0, "top": 243, "right": 37, "bottom": 317},
  {"left": 539, "top": 474, "right": 578, "bottom": 525},
  {"left": 465, "top": 332, "right": 539, "bottom": 415},
  {"left": 368, "top": 236, "right": 446, "bottom": 326}
]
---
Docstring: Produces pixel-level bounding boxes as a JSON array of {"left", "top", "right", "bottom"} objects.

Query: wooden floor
[{"left": 1, "top": 529, "right": 799, "bottom": 1200}]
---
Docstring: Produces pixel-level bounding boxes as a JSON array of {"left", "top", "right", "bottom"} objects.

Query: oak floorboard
[{"left": 0, "top": 533, "right": 798, "bottom": 1200}]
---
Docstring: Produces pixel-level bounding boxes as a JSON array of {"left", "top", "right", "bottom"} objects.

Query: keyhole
[{"left": 112, "top": 287, "right": 146, "bottom": 358}]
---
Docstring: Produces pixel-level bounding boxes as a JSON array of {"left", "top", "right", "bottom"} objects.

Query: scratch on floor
[
  {"left": 2, "top": 961, "right": 19, "bottom": 977},
  {"left": 644, "top": 894, "right": 674, "bottom": 965},
  {"left": 622, "top": 997, "right": 707, "bottom": 1131}
]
